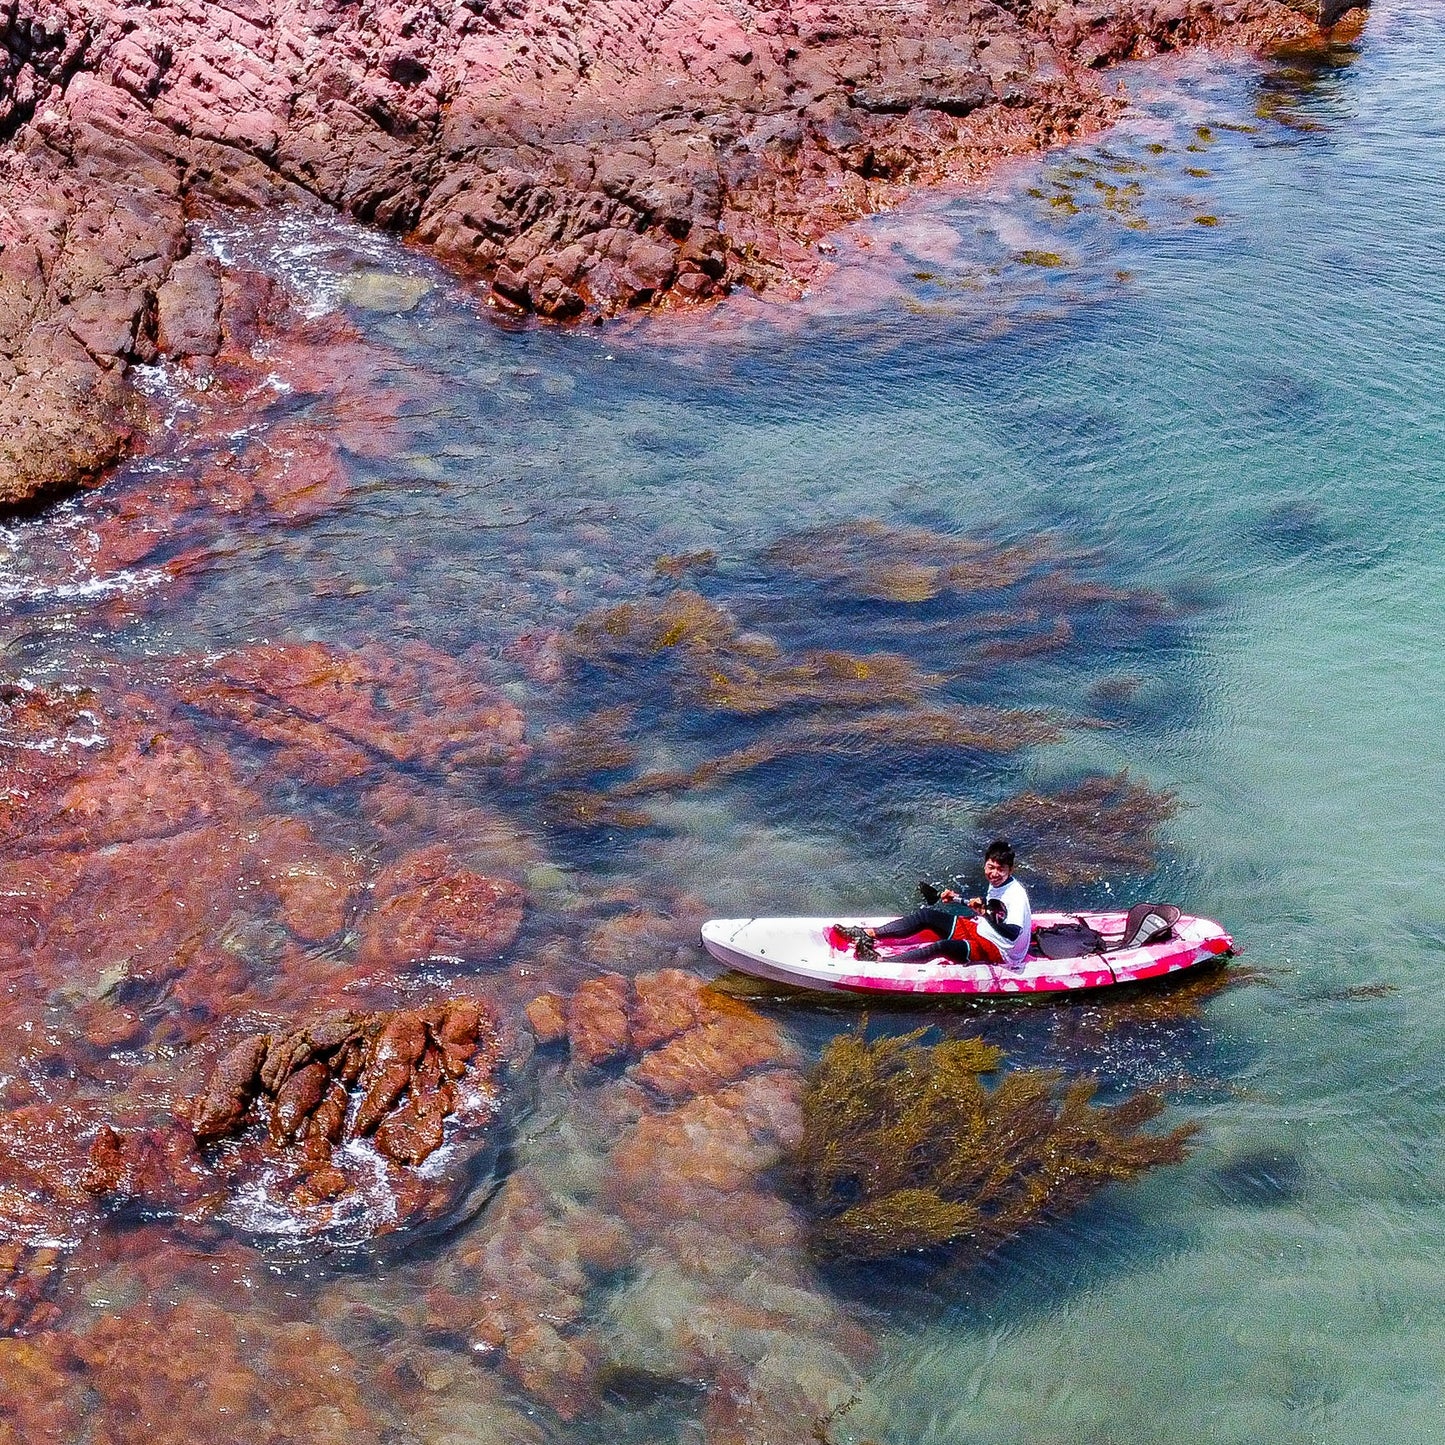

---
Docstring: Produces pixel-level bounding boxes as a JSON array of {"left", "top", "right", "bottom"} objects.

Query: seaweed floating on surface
[{"left": 792, "top": 1028, "right": 1197, "bottom": 1262}]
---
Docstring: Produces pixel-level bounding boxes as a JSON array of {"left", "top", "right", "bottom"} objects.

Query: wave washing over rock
[{"left": 0, "top": 0, "right": 1358, "bottom": 507}]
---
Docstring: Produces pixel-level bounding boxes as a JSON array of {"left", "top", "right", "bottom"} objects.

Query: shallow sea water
[{"left": 3, "top": 1, "right": 1444, "bottom": 1439}]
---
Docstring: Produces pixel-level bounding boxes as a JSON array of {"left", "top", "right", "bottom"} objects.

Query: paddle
[{"left": 918, "top": 879, "right": 1005, "bottom": 926}]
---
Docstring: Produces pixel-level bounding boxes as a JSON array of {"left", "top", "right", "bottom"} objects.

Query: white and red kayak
[{"left": 700, "top": 909, "right": 1232, "bottom": 996}]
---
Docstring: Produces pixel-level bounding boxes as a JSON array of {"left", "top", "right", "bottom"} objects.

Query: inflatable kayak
[{"left": 700, "top": 907, "right": 1232, "bottom": 996}]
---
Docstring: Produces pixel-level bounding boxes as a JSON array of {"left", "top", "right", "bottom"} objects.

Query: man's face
[{"left": 983, "top": 856, "right": 1011, "bottom": 887}]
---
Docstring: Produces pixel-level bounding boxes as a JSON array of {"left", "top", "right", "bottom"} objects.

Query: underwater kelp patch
[
  {"left": 980, "top": 770, "right": 1181, "bottom": 885},
  {"left": 762, "top": 520, "right": 1062, "bottom": 602},
  {"left": 792, "top": 1028, "right": 1196, "bottom": 1262},
  {"left": 532, "top": 526, "right": 1195, "bottom": 926}
]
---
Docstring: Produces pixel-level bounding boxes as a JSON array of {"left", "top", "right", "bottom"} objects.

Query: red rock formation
[
  {"left": 456, "top": 967, "right": 866, "bottom": 1435},
  {"left": 186, "top": 997, "right": 509, "bottom": 1236},
  {"left": 0, "top": 0, "right": 1346, "bottom": 506},
  {"left": 0, "top": 1296, "right": 388, "bottom": 1445},
  {"left": 174, "top": 639, "right": 531, "bottom": 784},
  {"left": 356, "top": 846, "right": 526, "bottom": 967},
  {"left": 565, "top": 972, "right": 633, "bottom": 1070},
  {"left": 0, "top": 657, "right": 536, "bottom": 1275}
]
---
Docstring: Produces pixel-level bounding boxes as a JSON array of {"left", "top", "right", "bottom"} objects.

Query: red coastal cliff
[{"left": 1, "top": 0, "right": 1357, "bottom": 506}]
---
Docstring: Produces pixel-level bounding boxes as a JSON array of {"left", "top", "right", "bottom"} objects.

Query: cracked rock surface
[{"left": 1, "top": 0, "right": 1333, "bottom": 507}]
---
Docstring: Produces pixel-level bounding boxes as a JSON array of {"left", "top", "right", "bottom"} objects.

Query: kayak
[{"left": 699, "top": 909, "right": 1233, "bottom": 996}]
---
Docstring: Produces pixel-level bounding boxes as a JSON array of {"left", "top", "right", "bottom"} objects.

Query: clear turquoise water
[{"left": 4, "top": 2, "right": 1444, "bottom": 1438}]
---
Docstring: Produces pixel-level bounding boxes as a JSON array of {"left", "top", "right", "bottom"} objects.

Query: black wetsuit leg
[
  {"left": 873, "top": 906, "right": 955, "bottom": 941},
  {"left": 884, "top": 937, "right": 978, "bottom": 965}
]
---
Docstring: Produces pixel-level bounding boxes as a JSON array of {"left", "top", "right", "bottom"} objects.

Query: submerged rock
[
  {"left": 1210, "top": 1145, "right": 1307, "bottom": 1206},
  {"left": 566, "top": 974, "right": 633, "bottom": 1072},
  {"left": 433, "top": 968, "right": 873, "bottom": 1436},
  {"left": 14, "top": 1295, "right": 387, "bottom": 1443},
  {"left": 0, "top": 1243, "right": 62, "bottom": 1336},
  {"left": 174, "top": 639, "right": 530, "bottom": 785},
  {"left": 356, "top": 847, "right": 526, "bottom": 969}
]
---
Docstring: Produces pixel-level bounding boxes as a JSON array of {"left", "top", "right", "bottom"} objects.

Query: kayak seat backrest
[{"left": 1113, "top": 903, "right": 1182, "bottom": 951}]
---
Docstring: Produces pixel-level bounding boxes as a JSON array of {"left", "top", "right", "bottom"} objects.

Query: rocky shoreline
[
  {"left": 1, "top": 0, "right": 1362, "bottom": 509},
  {"left": 0, "top": 11, "right": 1360, "bottom": 1417}
]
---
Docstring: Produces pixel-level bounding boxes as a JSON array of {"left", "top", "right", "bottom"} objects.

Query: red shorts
[{"left": 946, "top": 915, "right": 1005, "bottom": 965}]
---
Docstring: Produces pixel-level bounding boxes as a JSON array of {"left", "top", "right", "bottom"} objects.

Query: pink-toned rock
[
  {"left": 80, "top": 1121, "right": 215, "bottom": 1207},
  {"left": 605, "top": 1072, "right": 804, "bottom": 1227},
  {"left": 173, "top": 640, "right": 531, "bottom": 784},
  {"left": 248, "top": 817, "right": 362, "bottom": 942},
  {"left": 0, "top": 0, "right": 1327, "bottom": 508},
  {"left": 631, "top": 1000, "right": 797, "bottom": 1101},
  {"left": 374, "top": 1089, "right": 450, "bottom": 1166},
  {"left": 269, "top": 1060, "right": 332, "bottom": 1144},
  {"left": 356, "top": 848, "right": 526, "bottom": 968},
  {"left": 584, "top": 908, "right": 702, "bottom": 971},
  {"left": 567, "top": 974, "right": 632, "bottom": 1070},
  {"left": 525, "top": 992, "right": 569, "bottom": 1047},
  {"left": 154, "top": 253, "right": 222, "bottom": 357},
  {"left": 630, "top": 968, "right": 711, "bottom": 1051},
  {"left": 193, "top": 1033, "right": 271, "bottom": 1141},
  {"left": 433, "top": 1172, "right": 630, "bottom": 1419},
  {"left": 353, "top": 1010, "right": 429, "bottom": 1136},
  {"left": 0, "top": 1243, "right": 62, "bottom": 1336},
  {"left": 184, "top": 997, "right": 507, "bottom": 1240}
]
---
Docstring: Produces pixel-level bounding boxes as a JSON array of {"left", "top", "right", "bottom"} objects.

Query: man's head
[{"left": 983, "top": 838, "right": 1015, "bottom": 887}]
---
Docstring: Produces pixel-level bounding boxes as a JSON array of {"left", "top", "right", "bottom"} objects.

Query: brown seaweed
[
  {"left": 566, "top": 589, "right": 937, "bottom": 716},
  {"left": 604, "top": 708, "right": 1064, "bottom": 803},
  {"left": 653, "top": 549, "right": 718, "bottom": 580},
  {"left": 980, "top": 770, "right": 1181, "bottom": 884},
  {"left": 699, "top": 648, "right": 934, "bottom": 716},
  {"left": 792, "top": 1028, "right": 1196, "bottom": 1261},
  {"left": 553, "top": 527, "right": 1184, "bottom": 836},
  {"left": 539, "top": 705, "right": 640, "bottom": 779},
  {"left": 541, "top": 788, "right": 657, "bottom": 830},
  {"left": 763, "top": 520, "right": 1064, "bottom": 601},
  {"left": 567, "top": 590, "right": 747, "bottom": 665}
]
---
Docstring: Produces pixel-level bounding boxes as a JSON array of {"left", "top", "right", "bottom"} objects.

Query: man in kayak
[{"left": 846, "top": 838, "right": 1032, "bottom": 969}]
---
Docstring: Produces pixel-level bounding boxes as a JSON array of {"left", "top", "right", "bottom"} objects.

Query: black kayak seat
[
  {"left": 1033, "top": 920, "right": 1104, "bottom": 959},
  {"left": 1030, "top": 904, "right": 1183, "bottom": 960},
  {"left": 1114, "top": 902, "right": 1181, "bottom": 951}
]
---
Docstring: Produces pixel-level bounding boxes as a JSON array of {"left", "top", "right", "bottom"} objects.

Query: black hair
[{"left": 984, "top": 838, "right": 1015, "bottom": 869}]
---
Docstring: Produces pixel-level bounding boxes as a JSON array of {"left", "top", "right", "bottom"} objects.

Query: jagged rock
[
  {"left": 193, "top": 1033, "right": 271, "bottom": 1141},
  {"left": 0, "top": 0, "right": 1331, "bottom": 507},
  {"left": 183, "top": 997, "right": 508, "bottom": 1239}
]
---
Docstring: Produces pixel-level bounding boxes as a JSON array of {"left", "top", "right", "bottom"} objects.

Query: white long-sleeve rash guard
[{"left": 978, "top": 875, "right": 1032, "bottom": 968}]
